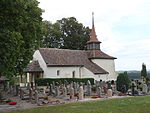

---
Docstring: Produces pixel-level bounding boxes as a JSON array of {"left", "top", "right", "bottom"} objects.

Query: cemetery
[{"left": 0, "top": 75, "right": 150, "bottom": 112}]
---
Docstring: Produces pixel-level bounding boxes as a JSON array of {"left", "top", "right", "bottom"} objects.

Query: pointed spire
[
  {"left": 87, "top": 12, "right": 101, "bottom": 43},
  {"left": 92, "top": 12, "right": 94, "bottom": 25}
]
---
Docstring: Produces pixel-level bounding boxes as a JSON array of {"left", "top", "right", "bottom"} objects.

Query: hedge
[{"left": 35, "top": 78, "right": 94, "bottom": 86}]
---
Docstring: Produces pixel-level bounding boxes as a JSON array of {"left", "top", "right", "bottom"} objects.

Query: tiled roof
[
  {"left": 39, "top": 48, "right": 108, "bottom": 74},
  {"left": 23, "top": 61, "right": 43, "bottom": 73},
  {"left": 87, "top": 50, "right": 116, "bottom": 59}
]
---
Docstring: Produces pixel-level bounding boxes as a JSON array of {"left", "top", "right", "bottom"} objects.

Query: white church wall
[
  {"left": 33, "top": 50, "right": 47, "bottom": 77},
  {"left": 44, "top": 67, "right": 81, "bottom": 78},
  {"left": 92, "top": 59, "right": 118, "bottom": 80},
  {"left": 81, "top": 67, "right": 108, "bottom": 81},
  {"left": 81, "top": 67, "right": 94, "bottom": 78}
]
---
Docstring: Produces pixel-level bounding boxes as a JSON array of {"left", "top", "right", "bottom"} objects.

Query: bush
[
  {"left": 35, "top": 78, "right": 94, "bottom": 86},
  {"left": 116, "top": 72, "right": 131, "bottom": 93}
]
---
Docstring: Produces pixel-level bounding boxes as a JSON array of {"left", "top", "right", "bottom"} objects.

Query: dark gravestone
[{"left": 131, "top": 83, "right": 136, "bottom": 96}]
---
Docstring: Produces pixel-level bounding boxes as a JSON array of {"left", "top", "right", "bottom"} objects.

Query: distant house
[{"left": 24, "top": 15, "right": 118, "bottom": 82}]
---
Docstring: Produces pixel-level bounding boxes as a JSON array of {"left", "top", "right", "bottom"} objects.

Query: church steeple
[{"left": 86, "top": 12, "right": 101, "bottom": 51}]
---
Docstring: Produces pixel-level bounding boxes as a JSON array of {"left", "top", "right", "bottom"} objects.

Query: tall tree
[
  {"left": 42, "top": 17, "right": 91, "bottom": 50},
  {"left": 41, "top": 21, "right": 62, "bottom": 48},
  {"left": 57, "top": 17, "right": 91, "bottom": 50},
  {"left": 0, "top": 0, "right": 43, "bottom": 78},
  {"left": 141, "top": 63, "right": 148, "bottom": 80},
  {"left": 116, "top": 72, "right": 131, "bottom": 93}
]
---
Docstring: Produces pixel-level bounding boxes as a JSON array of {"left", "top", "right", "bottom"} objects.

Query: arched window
[
  {"left": 72, "top": 71, "right": 75, "bottom": 78},
  {"left": 57, "top": 70, "right": 60, "bottom": 76}
]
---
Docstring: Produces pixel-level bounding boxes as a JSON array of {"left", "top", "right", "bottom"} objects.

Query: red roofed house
[{"left": 24, "top": 14, "right": 118, "bottom": 82}]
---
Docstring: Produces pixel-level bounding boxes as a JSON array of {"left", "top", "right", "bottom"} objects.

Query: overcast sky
[{"left": 37, "top": 0, "right": 150, "bottom": 71}]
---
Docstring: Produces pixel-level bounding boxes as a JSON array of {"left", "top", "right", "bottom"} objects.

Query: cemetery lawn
[{"left": 6, "top": 96, "right": 150, "bottom": 113}]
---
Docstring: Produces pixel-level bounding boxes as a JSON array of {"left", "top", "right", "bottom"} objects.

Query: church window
[
  {"left": 72, "top": 71, "right": 75, "bottom": 78},
  {"left": 57, "top": 70, "right": 60, "bottom": 76}
]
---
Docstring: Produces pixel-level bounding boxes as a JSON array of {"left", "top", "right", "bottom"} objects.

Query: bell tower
[{"left": 86, "top": 12, "right": 101, "bottom": 51}]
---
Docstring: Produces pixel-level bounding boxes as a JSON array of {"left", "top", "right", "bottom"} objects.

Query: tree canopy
[
  {"left": 42, "top": 17, "right": 91, "bottom": 50},
  {"left": 116, "top": 72, "right": 131, "bottom": 93},
  {"left": 141, "top": 63, "right": 147, "bottom": 79},
  {"left": 0, "top": 0, "right": 43, "bottom": 78}
]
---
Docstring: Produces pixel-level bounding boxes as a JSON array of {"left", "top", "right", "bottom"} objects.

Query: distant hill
[{"left": 117, "top": 71, "right": 150, "bottom": 80}]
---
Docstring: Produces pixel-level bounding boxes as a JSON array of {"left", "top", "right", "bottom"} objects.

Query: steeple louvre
[{"left": 86, "top": 13, "right": 101, "bottom": 50}]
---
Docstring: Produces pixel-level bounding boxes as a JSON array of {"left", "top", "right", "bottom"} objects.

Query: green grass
[{"left": 6, "top": 96, "right": 150, "bottom": 113}]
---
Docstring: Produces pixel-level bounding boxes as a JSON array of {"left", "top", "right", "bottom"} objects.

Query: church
[{"left": 24, "top": 15, "right": 118, "bottom": 82}]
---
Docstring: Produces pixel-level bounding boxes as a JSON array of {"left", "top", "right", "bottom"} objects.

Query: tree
[
  {"left": 42, "top": 17, "right": 91, "bottom": 50},
  {"left": 141, "top": 63, "right": 147, "bottom": 79},
  {"left": 116, "top": 72, "right": 131, "bottom": 93},
  {"left": 41, "top": 21, "right": 62, "bottom": 48},
  {"left": 0, "top": 0, "right": 43, "bottom": 79}
]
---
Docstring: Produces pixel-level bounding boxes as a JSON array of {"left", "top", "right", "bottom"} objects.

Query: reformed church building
[{"left": 24, "top": 15, "right": 118, "bottom": 82}]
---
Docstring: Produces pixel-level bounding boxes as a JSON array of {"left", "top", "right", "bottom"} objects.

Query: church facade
[{"left": 24, "top": 15, "right": 118, "bottom": 82}]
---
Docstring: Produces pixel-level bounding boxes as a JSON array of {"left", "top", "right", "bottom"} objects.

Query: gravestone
[
  {"left": 15, "top": 85, "right": 19, "bottom": 96},
  {"left": 73, "top": 82, "right": 78, "bottom": 94},
  {"left": 31, "top": 82, "right": 34, "bottom": 89},
  {"left": 64, "top": 80, "right": 68, "bottom": 87},
  {"left": 35, "top": 90, "right": 39, "bottom": 104},
  {"left": 29, "top": 88, "right": 33, "bottom": 102},
  {"left": 87, "top": 80, "right": 91, "bottom": 96},
  {"left": 79, "top": 86, "right": 84, "bottom": 100},
  {"left": 46, "top": 83, "right": 49, "bottom": 89},
  {"left": 131, "top": 83, "right": 136, "bottom": 96},
  {"left": 142, "top": 84, "right": 148, "bottom": 93},
  {"left": 107, "top": 82, "right": 111, "bottom": 89},
  {"left": 111, "top": 82, "right": 117, "bottom": 95},
  {"left": 49, "top": 84, "right": 53, "bottom": 95},
  {"left": 97, "top": 87, "right": 101, "bottom": 96},
  {"left": 70, "top": 81, "right": 74, "bottom": 89},
  {"left": 63, "top": 86, "right": 67, "bottom": 98},
  {"left": 20, "top": 89, "right": 24, "bottom": 100},
  {"left": 55, "top": 86, "right": 60, "bottom": 97},
  {"left": 70, "top": 87, "right": 74, "bottom": 99},
  {"left": 47, "top": 96, "right": 51, "bottom": 103},
  {"left": 99, "top": 80, "right": 103, "bottom": 88},
  {"left": 107, "top": 89, "right": 112, "bottom": 97},
  {"left": 35, "top": 83, "right": 38, "bottom": 90},
  {"left": 52, "top": 81, "right": 55, "bottom": 89},
  {"left": 27, "top": 83, "right": 30, "bottom": 90}
]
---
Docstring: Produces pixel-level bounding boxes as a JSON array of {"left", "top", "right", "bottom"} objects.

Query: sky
[{"left": 37, "top": 0, "right": 150, "bottom": 71}]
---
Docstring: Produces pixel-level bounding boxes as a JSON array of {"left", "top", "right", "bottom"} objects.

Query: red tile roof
[
  {"left": 23, "top": 61, "right": 43, "bottom": 73},
  {"left": 39, "top": 48, "right": 108, "bottom": 74},
  {"left": 87, "top": 50, "right": 116, "bottom": 59}
]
